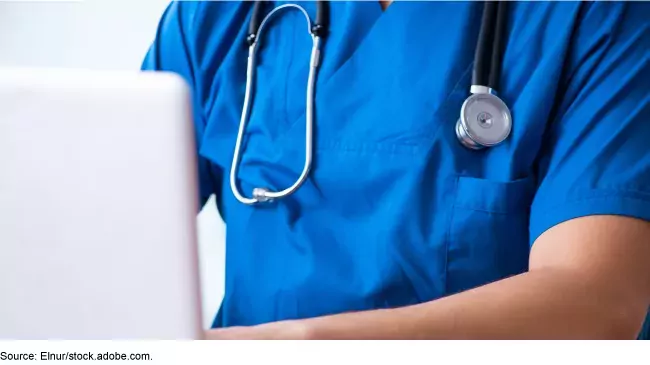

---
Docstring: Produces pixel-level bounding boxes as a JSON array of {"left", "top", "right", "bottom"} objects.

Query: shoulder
[
  {"left": 142, "top": 1, "right": 254, "bottom": 115},
  {"left": 529, "top": 1, "right": 650, "bottom": 242},
  {"left": 155, "top": 1, "right": 252, "bottom": 52},
  {"left": 143, "top": 1, "right": 252, "bottom": 71}
]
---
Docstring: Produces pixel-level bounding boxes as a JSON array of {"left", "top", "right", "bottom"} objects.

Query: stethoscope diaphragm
[
  {"left": 456, "top": 91, "right": 512, "bottom": 150},
  {"left": 232, "top": 1, "right": 513, "bottom": 206}
]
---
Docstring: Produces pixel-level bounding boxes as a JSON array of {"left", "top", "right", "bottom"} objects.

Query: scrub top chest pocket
[{"left": 446, "top": 176, "right": 536, "bottom": 295}]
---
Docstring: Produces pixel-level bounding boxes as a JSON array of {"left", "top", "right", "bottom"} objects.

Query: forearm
[
  {"left": 304, "top": 268, "right": 646, "bottom": 340},
  {"left": 207, "top": 217, "right": 650, "bottom": 340}
]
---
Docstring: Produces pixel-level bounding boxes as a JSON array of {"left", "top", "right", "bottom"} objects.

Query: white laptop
[{"left": 0, "top": 68, "right": 203, "bottom": 339}]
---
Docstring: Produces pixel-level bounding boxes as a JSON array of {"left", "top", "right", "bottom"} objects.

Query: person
[{"left": 142, "top": 1, "right": 650, "bottom": 339}]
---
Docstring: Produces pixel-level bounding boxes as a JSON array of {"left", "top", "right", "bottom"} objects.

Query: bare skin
[
  {"left": 203, "top": 0, "right": 650, "bottom": 340},
  {"left": 206, "top": 215, "right": 650, "bottom": 339},
  {"left": 380, "top": 1, "right": 393, "bottom": 11}
]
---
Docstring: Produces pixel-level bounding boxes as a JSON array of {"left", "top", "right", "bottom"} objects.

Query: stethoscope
[{"left": 230, "top": 1, "right": 512, "bottom": 205}]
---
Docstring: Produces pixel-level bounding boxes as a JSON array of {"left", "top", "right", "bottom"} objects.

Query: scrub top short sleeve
[
  {"left": 530, "top": 3, "right": 650, "bottom": 242},
  {"left": 141, "top": 2, "right": 219, "bottom": 209},
  {"left": 140, "top": 1, "right": 649, "bottom": 331}
]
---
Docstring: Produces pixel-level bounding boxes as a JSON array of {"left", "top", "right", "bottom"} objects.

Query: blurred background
[{"left": 0, "top": 0, "right": 225, "bottom": 329}]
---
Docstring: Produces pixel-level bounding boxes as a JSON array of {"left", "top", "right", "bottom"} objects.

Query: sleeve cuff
[{"left": 530, "top": 193, "right": 650, "bottom": 245}]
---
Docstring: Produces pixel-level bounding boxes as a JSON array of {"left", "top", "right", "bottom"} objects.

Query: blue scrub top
[{"left": 143, "top": 1, "right": 650, "bottom": 331}]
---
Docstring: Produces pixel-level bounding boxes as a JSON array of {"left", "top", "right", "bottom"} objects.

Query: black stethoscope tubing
[
  {"left": 233, "top": 1, "right": 512, "bottom": 205},
  {"left": 249, "top": 1, "right": 330, "bottom": 44},
  {"left": 248, "top": 1, "right": 506, "bottom": 92},
  {"left": 473, "top": 1, "right": 508, "bottom": 91}
]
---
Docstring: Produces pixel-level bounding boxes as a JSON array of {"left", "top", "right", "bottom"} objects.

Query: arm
[
  {"left": 206, "top": 2, "right": 650, "bottom": 340},
  {"left": 207, "top": 215, "right": 650, "bottom": 339},
  {"left": 304, "top": 216, "right": 650, "bottom": 339}
]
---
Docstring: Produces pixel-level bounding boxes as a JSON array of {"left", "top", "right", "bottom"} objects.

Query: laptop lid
[{"left": 0, "top": 68, "right": 202, "bottom": 339}]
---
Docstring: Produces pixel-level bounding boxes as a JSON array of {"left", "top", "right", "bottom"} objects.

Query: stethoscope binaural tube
[
  {"left": 230, "top": 2, "right": 328, "bottom": 205},
  {"left": 456, "top": 1, "right": 513, "bottom": 150},
  {"left": 231, "top": 1, "right": 512, "bottom": 206}
]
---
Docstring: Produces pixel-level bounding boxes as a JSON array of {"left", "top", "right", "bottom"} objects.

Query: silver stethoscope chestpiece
[{"left": 456, "top": 91, "right": 512, "bottom": 150}]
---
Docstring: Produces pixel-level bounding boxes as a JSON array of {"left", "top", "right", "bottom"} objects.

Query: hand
[{"left": 204, "top": 320, "right": 312, "bottom": 340}]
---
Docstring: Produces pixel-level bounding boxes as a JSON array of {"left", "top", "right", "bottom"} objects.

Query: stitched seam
[
  {"left": 453, "top": 205, "right": 529, "bottom": 215},
  {"left": 278, "top": 61, "right": 475, "bottom": 151},
  {"left": 534, "top": 194, "right": 650, "bottom": 218}
]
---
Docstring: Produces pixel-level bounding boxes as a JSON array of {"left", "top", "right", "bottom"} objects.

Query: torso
[{"left": 188, "top": 1, "right": 594, "bottom": 327}]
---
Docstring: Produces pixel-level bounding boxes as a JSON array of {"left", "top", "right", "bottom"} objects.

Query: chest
[
  {"left": 202, "top": 2, "right": 577, "bottom": 186},
  {"left": 197, "top": 1, "right": 586, "bottom": 304}
]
